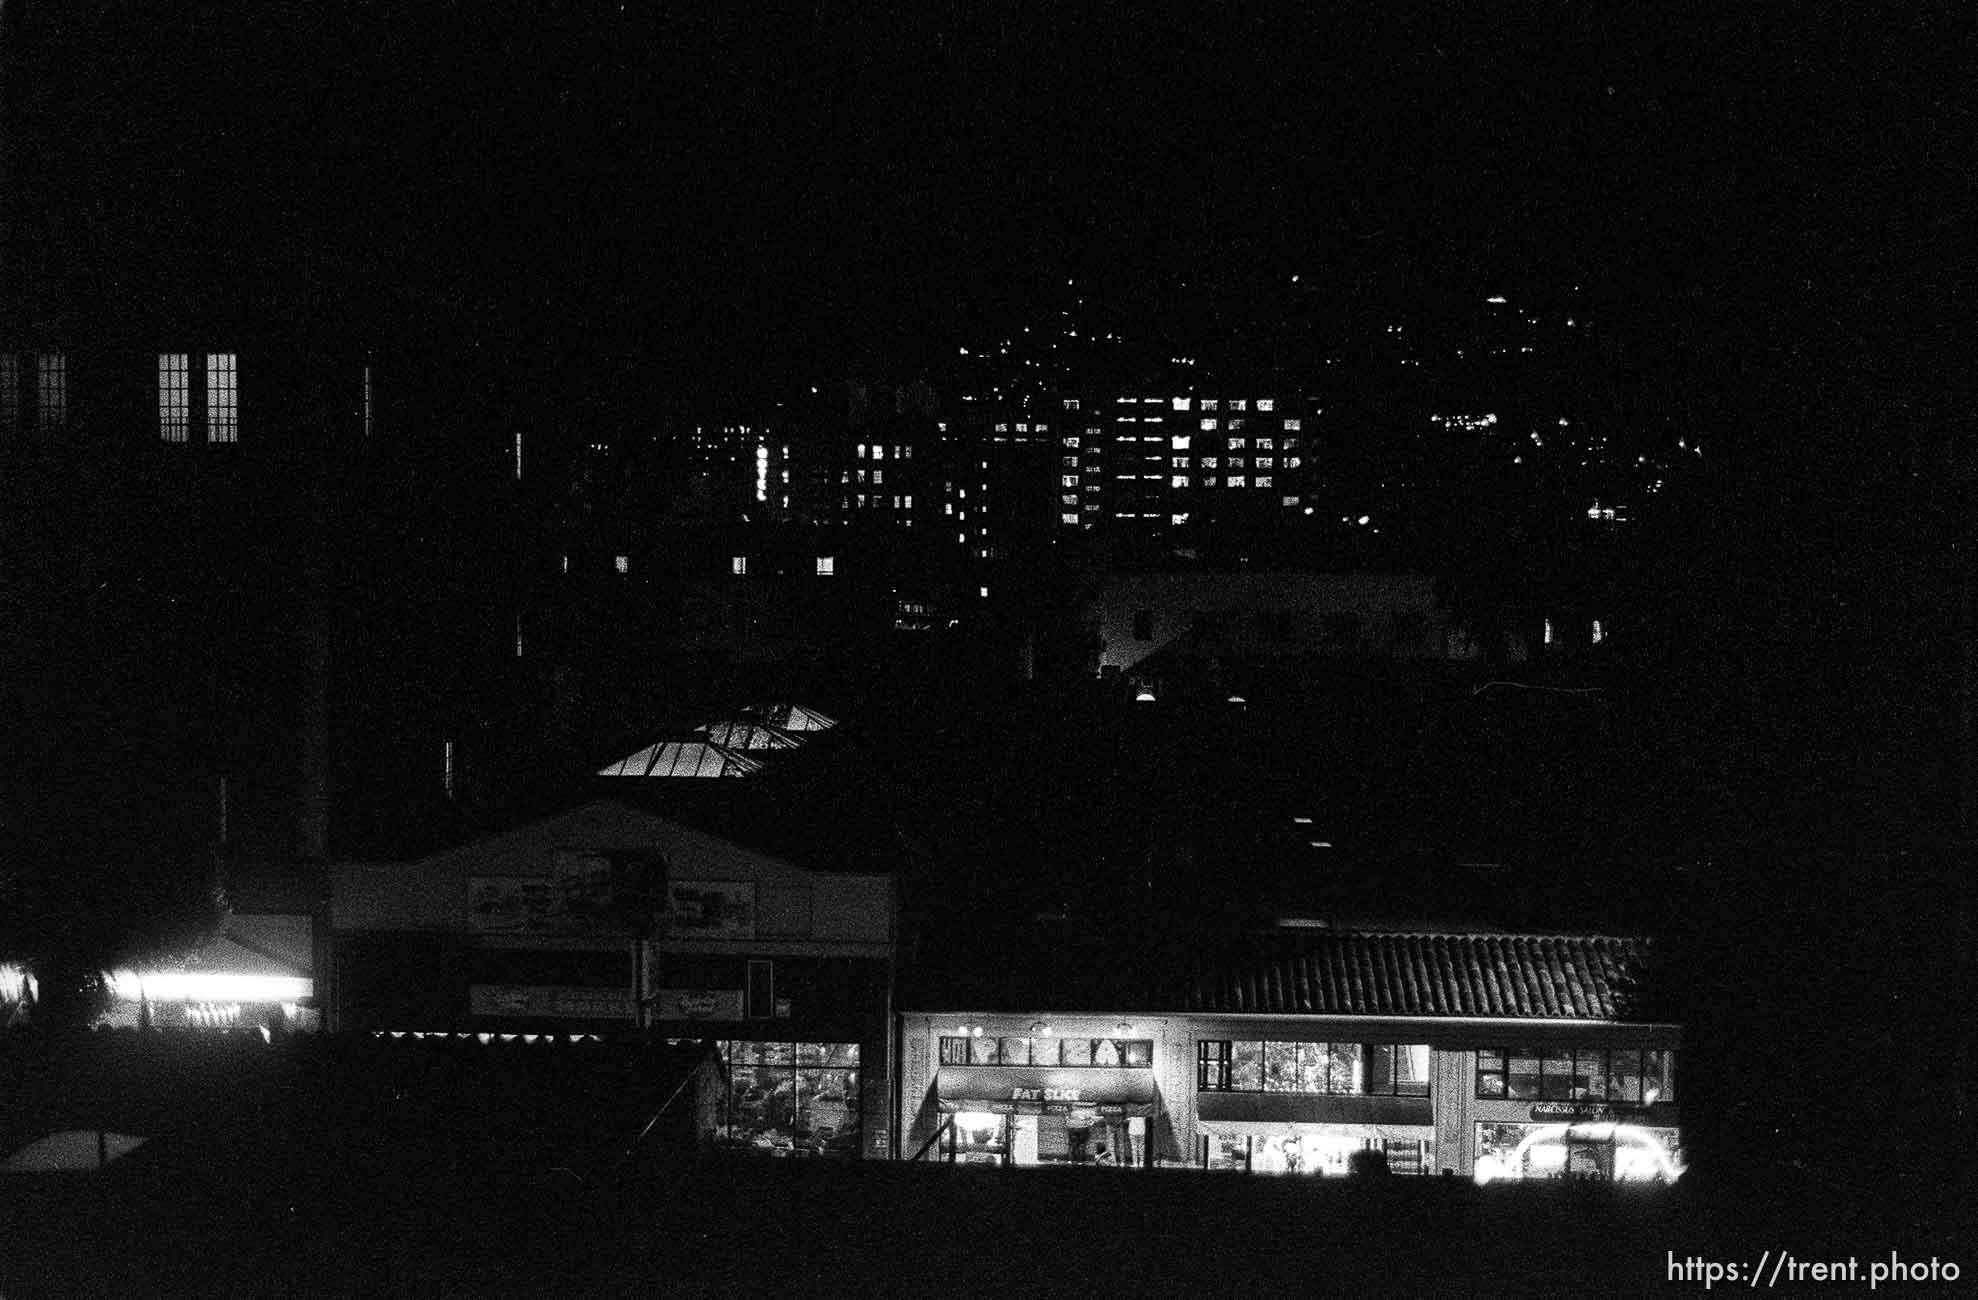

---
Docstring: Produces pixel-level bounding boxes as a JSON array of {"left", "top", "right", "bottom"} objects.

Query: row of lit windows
[
  {"left": 939, "top": 1036, "right": 1154, "bottom": 1069},
  {"left": 1196, "top": 1041, "right": 1430, "bottom": 1097},
  {"left": 1476, "top": 1048, "right": 1676, "bottom": 1104},
  {"left": 156, "top": 353, "right": 238, "bottom": 444},
  {"left": 725, "top": 556, "right": 837, "bottom": 577},
  {"left": 0, "top": 352, "right": 67, "bottom": 434}
]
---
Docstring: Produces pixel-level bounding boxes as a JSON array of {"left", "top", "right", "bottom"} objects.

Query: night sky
[{"left": 8, "top": 3, "right": 1958, "bottom": 398}]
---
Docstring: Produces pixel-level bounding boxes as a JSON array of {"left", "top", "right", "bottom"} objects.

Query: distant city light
[{"left": 1486, "top": 296, "right": 1507, "bottom": 304}]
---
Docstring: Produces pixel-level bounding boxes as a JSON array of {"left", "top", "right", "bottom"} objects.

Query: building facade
[
  {"left": 326, "top": 799, "right": 896, "bottom": 1160},
  {"left": 898, "top": 930, "right": 1680, "bottom": 1181}
]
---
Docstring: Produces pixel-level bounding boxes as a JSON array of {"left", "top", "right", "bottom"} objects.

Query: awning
[
  {"left": 1195, "top": 1092, "right": 1433, "bottom": 1128},
  {"left": 936, "top": 1066, "right": 1158, "bottom": 1117}
]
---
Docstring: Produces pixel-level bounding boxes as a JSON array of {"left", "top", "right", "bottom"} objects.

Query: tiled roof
[{"left": 1184, "top": 932, "right": 1646, "bottom": 1020}]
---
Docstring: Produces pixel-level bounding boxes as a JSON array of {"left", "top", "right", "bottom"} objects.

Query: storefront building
[
  {"left": 328, "top": 799, "right": 895, "bottom": 1158},
  {"left": 900, "top": 930, "right": 1681, "bottom": 1182}
]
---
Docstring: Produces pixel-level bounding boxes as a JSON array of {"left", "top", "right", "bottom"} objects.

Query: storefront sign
[
  {"left": 666, "top": 880, "right": 756, "bottom": 937},
  {"left": 1529, "top": 1102, "right": 1645, "bottom": 1122},
  {"left": 468, "top": 984, "right": 636, "bottom": 1021},
  {"left": 654, "top": 988, "right": 746, "bottom": 1021},
  {"left": 468, "top": 850, "right": 661, "bottom": 936},
  {"left": 935, "top": 1066, "right": 1157, "bottom": 1116}
]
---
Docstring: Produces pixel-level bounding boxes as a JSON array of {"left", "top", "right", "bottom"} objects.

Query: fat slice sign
[{"left": 1011, "top": 1086, "right": 1084, "bottom": 1102}]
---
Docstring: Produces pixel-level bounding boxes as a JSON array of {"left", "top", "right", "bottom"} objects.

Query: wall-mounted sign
[
  {"left": 666, "top": 880, "right": 756, "bottom": 937},
  {"left": 654, "top": 988, "right": 746, "bottom": 1021},
  {"left": 468, "top": 985, "right": 636, "bottom": 1021},
  {"left": 467, "top": 849, "right": 666, "bottom": 936},
  {"left": 1529, "top": 1101, "right": 1646, "bottom": 1122}
]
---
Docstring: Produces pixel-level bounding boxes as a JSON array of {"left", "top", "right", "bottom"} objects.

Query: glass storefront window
[
  {"left": 1475, "top": 1047, "right": 1676, "bottom": 1104},
  {"left": 1580, "top": 1050, "right": 1610, "bottom": 1102},
  {"left": 719, "top": 1041, "right": 861, "bottom": 1158},
  {"left": 1061, "top": 1037, "right": 1093, "bottom": 1067},
  {"left": 1643, "top": 1050, "right": 1675, "bottom": 1103},
  {"left": 1368, "top": 1044, "right": 1429, "bottom": 1096},
  {"left": 1328, "top": 1043, "right": 1364, "bottom": 1094},
  {"left": 1540, "top": 1048, "right": 1576, "bottom": 1100},
  {"left": 969, "top": 1035, "right": 998, "bottom": 1065},
  {"left": 1205, "top": 1133, "right": 1249, "bottom": 1171},
  {"left": 999, "top": 1037, "right": 1033, "bottom": 1066},
  {"left": 1610, "top": 1051, "right": 1644, "bottom": 1103},
  {"left": 1232, "top": 1041, "right": 1263, "bottom": 1091},
  {"left": 1263, "top": 1041, "right": 1302, "bottom": 1092},
  {"left": 1508, "top": 1051, "right": 1543, "bottom": 1100}
]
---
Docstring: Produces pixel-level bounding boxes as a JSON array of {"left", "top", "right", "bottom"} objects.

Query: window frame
[
  {"left": 1196, "top": 1039, "right": 1429, "bottom": 1097},
  {"left": 1475, "top": 1047, "right": 1676, "bottom": 1104}
]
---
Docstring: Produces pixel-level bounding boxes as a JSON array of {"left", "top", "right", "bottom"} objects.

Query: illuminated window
[
  {"left": 362, "top": 364, "right": 374, "bottom": 438},
  {"left": 1201, "top": 457, "right": 1218, "bottom": 469},
  {"left": 1199, "top": 398, "right": 1218, "bottom": 411},
  {"left": 158, "top": 354, "right": 191, "bottom": 443},
  {"left": 1171, "top": 475, "right": 1189, "bottom": 489},
  {"left": 1256, "top": 458, "right": 1275, "bottom": 470},
  {"left": 1171, "top": 512, "right": 1188, "bottom": 525},
  {"left": 872, "top": 444, "right": 885, "bottom": 461},
  {"left": 904, "top": 495, "right": 913, "bottom": 509},
  {"left": 1284, "top": 418, "right": 1301, "bottom": 432},
  {"left": 872, "top": 468, "right": 883, "bottom": 486},
  {"left": 442, "top": 740, "right": 457, "bottom": 799},
  {"left": 1063, "top": 435, "right": 1081, "bottom": 448},
  {"left": 1228, "top": 457, "right": 1246, "bottom": 470},
  {"left": 36, "top": 353, "right": 66, "bottom": 432},
  {"left": 1061, "top": 455, "right": 1078, "bottom": 469},
  {"left": 1231, "top": 399, "right": 1247, "bottom": 412},
  {"left": 1227, "top": 476, "right": 1246, "bottom": 488},
  {"left": 717, "top": 1041, "right": 862, "bottom": 1156},
  {"left": 1257, "top": 437, "right": 1274, "bottom": 451},
  {"left": 1062, "top": 398, "right": 1080, "bottom": 410},
  {"left": 1200, "top": 418, "right": 1218, "bottom": 431},
  {"left": 204, "top": 353, "right": 236, "bottom": 443},
  {"left": 1172, "top": 397, "right": 1192, "bottom": 411},
  {"left": 1258, "top": 399, "right": 1274, "bottom": 412},
  {"left": 1061, "top": 493, "right": 1078, "bottom": 506},
  {"left": 815, "top": 556, "right": 835, "bottom": 577},
  {"left": 731, "top": 556, "right": 748, "bottom": 576},
  {"left": 615, "top": 555, "right": 629, "bottom": 574},
  {"left": 1195, "top": 1041, "right": 1422, "bottom": 1096},
  {"left": 1256, "top": 476, "right": 1272, "bottom": 488},
  {"left": 1477, "top": 1048, "right": 1674, "bottom": 1104},
  {"left": 1287, "top": 456, "right": 1302, "bottom": 469},
  {"left": 1061, "top": 475, "right": 1078, "bottom": 488},
  {"left": 1061, "top": 512, "right": 1080, "bottom": 525},
  {"left": 0, "top": 354, "right": 17, "bottom": 435}
]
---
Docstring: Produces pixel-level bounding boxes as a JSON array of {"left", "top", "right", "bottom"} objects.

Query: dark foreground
[{"left": 3, "top": 1141, "right": 1970, "bottom": 1298}]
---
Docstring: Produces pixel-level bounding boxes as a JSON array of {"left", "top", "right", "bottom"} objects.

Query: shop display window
[
  {"left": 1203, "top": 1133, "right": 1250, "bottom": 1171},
  {"left": 717, "top": 1040, "right": 861, "bottom": 1157},
  {"left": 1475, "top": 1047, "right": 1677, "bottom": 1105},
  {"left": 1476, "top": 1121, "right": 1685, "bottom": 1184}
]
